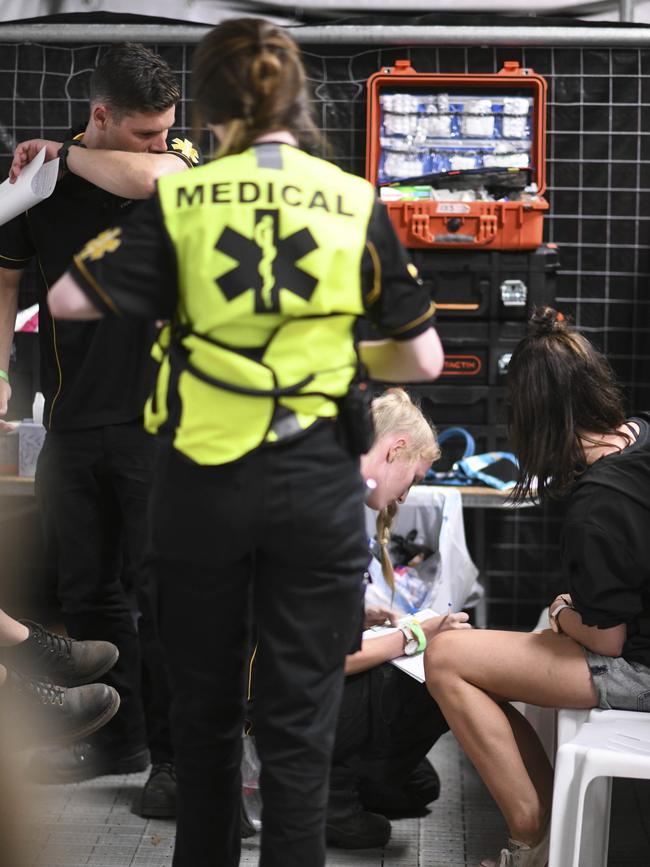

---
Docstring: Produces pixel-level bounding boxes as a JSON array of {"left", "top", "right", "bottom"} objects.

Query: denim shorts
[{"left": 585, "top": 650, "right": 650, "bottom": 712}]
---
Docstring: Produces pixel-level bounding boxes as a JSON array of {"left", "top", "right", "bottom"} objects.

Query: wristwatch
[
  {"left": 399, "top": 624, "right": 419, "bottom": 656},
  {"left": 58, "top": 139, "right": 86, "bottom": 173},
  {"left": 399, "top": 620, "right": 427, "bottom": 656},
  {"left": 549, "top": 599, "right": 574, "bottom": 634}
]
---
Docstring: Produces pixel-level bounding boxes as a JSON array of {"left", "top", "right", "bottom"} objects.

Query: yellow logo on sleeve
[
  {"left": 171, "top": 137, "right": 200, "bottom": 164},
  {"left": 79, "top": 227, "right": 122, "bottom": 262}
]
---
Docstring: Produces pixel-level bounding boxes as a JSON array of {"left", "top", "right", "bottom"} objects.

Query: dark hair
[
  {"left": 191, "top": 18, "right": 323, "bottom": 156},
  {"left": 507, "top": 306, "right": 627, "bottom": 503},
  {"left": 90, "top": 43, "right": 180, "bottom": 118}
]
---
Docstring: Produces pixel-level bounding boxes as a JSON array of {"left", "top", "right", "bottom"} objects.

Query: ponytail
[{"left": 191, "top": 18, "right": 324, "bottom": 157}]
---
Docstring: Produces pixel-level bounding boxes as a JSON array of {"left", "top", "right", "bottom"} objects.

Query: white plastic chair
[
  {"left": 548, "top": 713, "right": 650, "bottom": 867},
  {"left": 555, "top": 706, "right": 641, "bottom": 748}
]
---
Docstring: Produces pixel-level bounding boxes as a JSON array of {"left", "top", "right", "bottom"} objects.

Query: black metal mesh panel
[
  {"left": 1, "top": 36, "right": 648, "bottom": 626},
  {"left": 309, "top": 42, "right": 650, "bottom": 627}
]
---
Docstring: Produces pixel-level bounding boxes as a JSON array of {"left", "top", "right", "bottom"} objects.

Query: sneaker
[
  {"left": 4, "top": 669, "right": 120, "bottom": 746},
  {"left": 134, "top": 762, "right": 176, "bottom": 818},
  {"left": 326, "top": 809, "right": 391, "bottom": 849},
  {"left": 0, "top": 620, "right": 119, "bottom": 687},
  {"left": 482, "top": 819, "right": 550, "bottom": 867},
  {"left": 27, "top": 739, "right": 150, "bottom": 784}
]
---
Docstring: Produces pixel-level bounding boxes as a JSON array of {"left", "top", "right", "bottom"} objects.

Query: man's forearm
[{"left": 65, "top": 147, "right": 188, "bottom": 199}]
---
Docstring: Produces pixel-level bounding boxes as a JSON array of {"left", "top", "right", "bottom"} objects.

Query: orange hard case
[{"left": 365, "top": 60, "right": 548, "bottom": 251}]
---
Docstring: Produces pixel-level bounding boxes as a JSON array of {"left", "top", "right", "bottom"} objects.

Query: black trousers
[
  {"left": 151, "top": 423, "right": 368, "bottom": 867},
  {"left": 36, "top": 422, "right": 172, "bottom": 760},
  {"left": 329, "top": 662, "right": 449, "bottom": 816}
]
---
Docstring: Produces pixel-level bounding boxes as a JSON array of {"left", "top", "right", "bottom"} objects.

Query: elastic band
[
  {"left": 0, "top": 369, "right": 8, "bottom": 383},
  {"left": 408, "top": 620, "right": 427, "bottom": 653}
]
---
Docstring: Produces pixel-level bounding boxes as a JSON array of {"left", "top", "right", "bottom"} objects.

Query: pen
[{"left": 448, "top": 601, "right": 453, "bottom": 615}]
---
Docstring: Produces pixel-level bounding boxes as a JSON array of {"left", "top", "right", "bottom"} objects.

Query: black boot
[
  {"left": 0, "top": 620, "right": 119, "bottom": 687},
  {"left": 325, "top": 807, "right": 391, "bottom": 849},
  {"left": 26, "top": 740, "right": 150, "bottom": 784},
  {"left": 135, "top": 762, "right": 176, "bottom": 818},
  {"left": 3, "top": 668, "right": 120, "bottom": 746},
  {"left": 360, "top": 759, "right": 441, "bottom": 818}
]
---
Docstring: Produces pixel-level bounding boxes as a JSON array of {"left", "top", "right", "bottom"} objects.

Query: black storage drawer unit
[
  {"left": 412, "top": 243, "right": 558, "bottom": 320},
  {"left": 405, "top": 384, "right": 506, "bottom": 428},
  {"left": 435, "top": 320, "right": 525, "bottom": 386}
]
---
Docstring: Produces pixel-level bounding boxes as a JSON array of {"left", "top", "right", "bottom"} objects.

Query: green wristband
[
  {"left": 407, "top": 620, "right": 427, "bottom": 653},
  {"left": 0, "top": 369, "right": 8, "bottom": 383}
]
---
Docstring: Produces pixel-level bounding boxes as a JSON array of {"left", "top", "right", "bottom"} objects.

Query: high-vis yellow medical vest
[{"left": 150, "top": 143, "right": 376, "bottom": 465}]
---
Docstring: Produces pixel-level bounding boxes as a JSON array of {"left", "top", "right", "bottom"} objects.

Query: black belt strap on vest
[
  {"left": 170, "top": 340, "right": 315, "bottom": 398},
  {"left": 169, "top": 323, "right": 374, "bottom": 454}
]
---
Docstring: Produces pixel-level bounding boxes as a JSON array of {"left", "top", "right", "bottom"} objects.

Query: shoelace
[
  {"left": 13, "top": 671, "right": 65, "bottom": 706},
  {"left": 28, "top": 621, "right": 73, "bottom": 662},
  {"left": 498, "top": 842, "right": 547, "bottom": 867}
]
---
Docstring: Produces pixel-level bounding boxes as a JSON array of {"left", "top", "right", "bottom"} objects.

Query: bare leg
[
  {"left": 0, "top": 663, "right": 6, "bottom": 686},
  {"left": 425, "top": 629, "right": 597, "bottom": 845},
  {"left": 501, "top": 702, "right": 554, "bottom": 812},
  {"left": 0, "top": 609, "right": 29, "bottom": 646}
]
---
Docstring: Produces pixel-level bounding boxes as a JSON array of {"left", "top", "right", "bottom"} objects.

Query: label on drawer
[
  {"left": 443, "top": 355, "right": 483, "bottom": 376},
  {"left": 436, "top": 203, "right": 471, "bottom": 214}
]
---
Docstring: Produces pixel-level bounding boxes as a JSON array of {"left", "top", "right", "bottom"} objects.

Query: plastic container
[
  {"left": 366, "top": 60, "right": 548, "bottom": 250},
  {"left": 18, "top": 421, "right": 45, "bottom": 477}
]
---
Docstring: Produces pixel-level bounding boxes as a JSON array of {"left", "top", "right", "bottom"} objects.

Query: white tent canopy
[{"left": 0, "top": 0, "right": 647, "bottom": 25}]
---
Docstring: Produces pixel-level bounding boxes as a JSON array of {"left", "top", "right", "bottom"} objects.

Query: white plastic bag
[{"left": 241, "top": 734, "right": 262, "bottom": 831}]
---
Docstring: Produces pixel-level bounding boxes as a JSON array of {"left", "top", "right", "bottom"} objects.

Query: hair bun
[{"left": 529, "top": 306, "right": 567, "bottom": 336}]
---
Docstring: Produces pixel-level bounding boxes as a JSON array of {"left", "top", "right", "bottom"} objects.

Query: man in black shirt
[{"left": 0, "top": 43, "right": 198, "bottom": 815}]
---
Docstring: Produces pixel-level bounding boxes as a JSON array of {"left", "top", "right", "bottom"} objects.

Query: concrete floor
[{"left": 12, "top": 730, "right": 650, "bottom": 867}]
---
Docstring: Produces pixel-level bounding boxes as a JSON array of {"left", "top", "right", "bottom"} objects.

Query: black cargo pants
[{"left": 151, "top": 422, "right": 368, "bottom": 867}]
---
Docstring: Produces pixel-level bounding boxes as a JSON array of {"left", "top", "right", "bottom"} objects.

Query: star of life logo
[{"left": 215, "top": 209, "right": 319, "bottom": 313}]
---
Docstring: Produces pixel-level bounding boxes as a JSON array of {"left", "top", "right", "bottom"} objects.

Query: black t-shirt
[
  {"left": 0, "top": 143, "right": 196, "bottom": 430},
  {"left": 561, "top": 415, "right": 650, "bottom": 667}
]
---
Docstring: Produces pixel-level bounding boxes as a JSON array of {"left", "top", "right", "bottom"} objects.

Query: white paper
[
  {"left": 0, "top": 146, "right": 59, "bottom": 226},
  {"left": 362, "top": 607, "right": 439, "bottom": 684}
]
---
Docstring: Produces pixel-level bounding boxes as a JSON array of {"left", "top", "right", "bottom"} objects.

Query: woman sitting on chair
[{"left": 425, "top": 307, "right": 650, "bottom": 867}]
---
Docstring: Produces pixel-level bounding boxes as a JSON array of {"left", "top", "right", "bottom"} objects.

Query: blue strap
[
  {"left": 424, "top": 426, "right": 476, "bottom": 486},
  {"left": 435, "top": 427, "right": 476, "bottom": 459}
]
